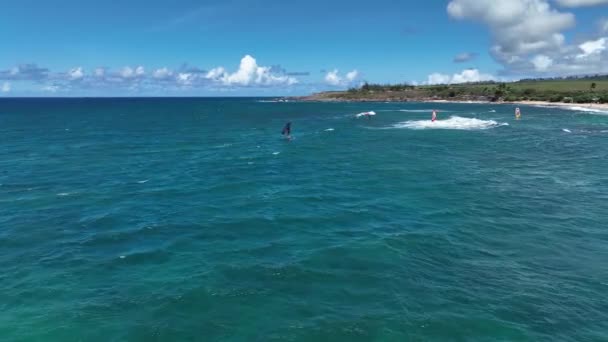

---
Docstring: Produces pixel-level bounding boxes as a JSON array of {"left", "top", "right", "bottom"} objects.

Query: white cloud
[
  {"left": 120, "top": 66, "right": 145, "bottom": 79},
  {"left": 205, "top": 67, "right": 226, "bottom": 80},
  {"left": 325, "top": 70, "right": 341, "bottom": 86},
  {"left": 577, "top": 37, "right": 606, "bottom": 58},
  {"left": 206, "top": 55, "right": 297, "bottom": 87},
  {"left": 447, "top": 0, "right": 608, "bottom": 76},
  {"left": 427, "top": 73, "right": 452, "bottom": 85},
  {"left": 555, "top": 0, "right": 608, "bottom": 7},
  {"left": 177, "top": 72, "right": 194, "bottom": 85},
  {"left": 345, "top": 70, "right": 359, "bottom": 82},
  {"left": 68, "top": 67, "right": 84, "bottom": 80},
  {"left": 532, "top": 55, "right": 554, "bottom": 71},
  {"left": 1, "top": 82, "right": 10, "bottom": 92},
  {"left": 153, "top": 67, "right": 173, "bottom": 80},
  {"left": 448, "top": 0, "right": 574, "bottom": 63},
  {"left": 324, "top": 69, "right": 359, "bottom": 86},
  {"left": 426, "top": 69, "right": 496, "bottom": 85}
]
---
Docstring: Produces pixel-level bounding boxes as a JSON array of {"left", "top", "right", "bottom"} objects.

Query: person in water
[
  {"left": 282, "top": 122, "right": 292, "bottom": 140},
  {"left": 432, "top": 110, "right": 437, "bottom": 122},
  {"left": 515, "top": 107, "right": 521, "bottom": 120}
]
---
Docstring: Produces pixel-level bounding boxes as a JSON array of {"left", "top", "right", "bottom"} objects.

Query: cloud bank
[{"left": 0, "top": 55, "right": 305, "bottom": 94}]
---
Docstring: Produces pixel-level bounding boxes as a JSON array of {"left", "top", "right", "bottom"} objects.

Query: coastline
[
  {"left": 292, "top": 96, "right": 608, "bottom": 110},
  {"left": 427, "top": 99, "right": 608, "bottom": 110}
]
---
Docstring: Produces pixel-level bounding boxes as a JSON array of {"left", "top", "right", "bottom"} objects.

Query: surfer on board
[
  {"left": 282, "top": 122, "right": 292, "bottom": 140},
  {"left": 515, "top": 107, "right": 521, "bottom": 120},
  {"left": 432, "top": 110, "right": 437, "bottom": 122}
]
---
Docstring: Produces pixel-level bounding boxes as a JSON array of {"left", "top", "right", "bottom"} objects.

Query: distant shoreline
[
  {"left": 288, "top": 96, "right": 608, "bottom": 110},
  {"left": 427, "top": 99, "right": 608, "bottom": 110}
]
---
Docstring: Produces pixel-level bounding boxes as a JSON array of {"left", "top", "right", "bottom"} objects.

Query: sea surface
[{"left": 1, "top": 98, "right": 607, "bottom": 341}]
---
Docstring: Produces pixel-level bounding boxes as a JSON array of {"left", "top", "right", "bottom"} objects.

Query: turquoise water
[{"left": 1, "top": 98, "right": 607, "bottom": 341}]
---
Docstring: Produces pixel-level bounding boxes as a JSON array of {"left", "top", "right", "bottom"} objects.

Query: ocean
[{"left": 1, "top": 98, "right": 607, "bottom": 341}]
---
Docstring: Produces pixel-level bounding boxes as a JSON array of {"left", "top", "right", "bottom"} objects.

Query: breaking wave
[{"left": 393, "top": 116, "right": 508, "bottom": 130}]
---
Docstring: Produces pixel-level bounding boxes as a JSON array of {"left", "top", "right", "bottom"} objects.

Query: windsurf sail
[{"left": 282, "top": 122, "right": 291, "bottom": 136}]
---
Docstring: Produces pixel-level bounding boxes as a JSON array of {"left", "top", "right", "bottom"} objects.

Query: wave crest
[{"left": 394, "top": 116, "right": 507, "bottom": 130}]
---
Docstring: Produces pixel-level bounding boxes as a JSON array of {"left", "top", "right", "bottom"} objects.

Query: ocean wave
[
  {"left": 394, "top": 116, "right": 508, "bottom": 130},
  {"left": 565, "top": 106, "right": 608, "bottom": 115}
]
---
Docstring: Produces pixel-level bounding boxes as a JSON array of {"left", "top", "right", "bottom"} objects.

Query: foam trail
[
  {"left": 562, "top": 129, "right": 572, "bottom": 133},
  {"left": 325, "top": 128, "right": 335, "bottom": 132},
  {"left": 394, "top": 116, "right": 507, "bottom": 130},
  {"left": 489, "top": 110, "right": 496, "bottom": 113},
  {"left": 137, "top": 179, "right": 149, "bottom": 184}
]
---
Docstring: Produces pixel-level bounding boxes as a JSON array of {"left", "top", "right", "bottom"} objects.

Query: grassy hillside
[{"left": 301, "top": 77, "right": 608, "bottom": 103}]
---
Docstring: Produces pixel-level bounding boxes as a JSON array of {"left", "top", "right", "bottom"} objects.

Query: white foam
[
  {"left": 273, "top": 152, "right": 280, "bottom": 155},
  {"left": 57, "top": 192, "right": 71, "bottom": 197},
  {"left": 562, "top": 129, "right": 572, "bottom": 133},
  {"left": 565, "top": 106, "right": 608, "bottom": 115},
  {"left": 394, "top": 116, "right": 508, "bottom": 130},
  {"left": 398, "top": 109, "right": 451, "bottom": 113},
  {"left": 489, "top": 110, "right": 496, "bottom": 113},
  {"left": 325, "top": 128, "right": 335, "bottom": 132},
  {"left": 137, "top": 179, "right": 149, "bottom": 184},
  {"left": 356, "top": 111, "right": 376, "bottom": 118}
]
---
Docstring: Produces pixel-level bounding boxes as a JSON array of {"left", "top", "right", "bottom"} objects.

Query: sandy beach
[
  {"left": 512, "top": 100, "right": 608, "bottom": 110},
  {"left": 428, "top": 99, "right": 608, "bottom": 110}
]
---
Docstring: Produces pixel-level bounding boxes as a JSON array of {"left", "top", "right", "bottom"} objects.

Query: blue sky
[{"left": 1, "top": 0, "right": 607, "bottom": 96}]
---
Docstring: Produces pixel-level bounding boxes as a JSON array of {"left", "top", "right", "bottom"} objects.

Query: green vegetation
[{"left": 308, "top": 75, "right": 608, "bottom": 103}]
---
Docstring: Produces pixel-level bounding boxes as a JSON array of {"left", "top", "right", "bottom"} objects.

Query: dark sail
[{"left": 282, "top": 122, "right": 291, "bottom": 136}]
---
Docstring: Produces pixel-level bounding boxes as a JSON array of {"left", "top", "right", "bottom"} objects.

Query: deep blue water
[{"left": 1, "top": 98, "right": 607, "bottom": 341}]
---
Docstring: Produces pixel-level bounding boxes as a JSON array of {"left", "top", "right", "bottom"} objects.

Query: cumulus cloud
[
  {"left": 453, "top": 52, "right": 478, "bottom": 63},
  {"left": 448, "top": 0, "right": 574, "bottom": 62},
  {"left": 447, "top": 0, "right": 608, "bottom": 76},
  {"left": 205, "top": 55, "right": 298, "bottom": 86},
  {"left": 577, "top": 37, "right": 606, "bottom": 57},
  {"left": 426, "top": 69, "right": 496, "bottom": 85},
  {"left": 68, "top": 67, "right": 84, "bottom": 80},
  {"left": 555, "top": 0, "right": 608, "bottom": 7},
  {"left": 1, "top": 82, "right": 10, "bottom": 92},
  {"left": 324, "top": 69, "right": 359, "bottom": 86}
]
